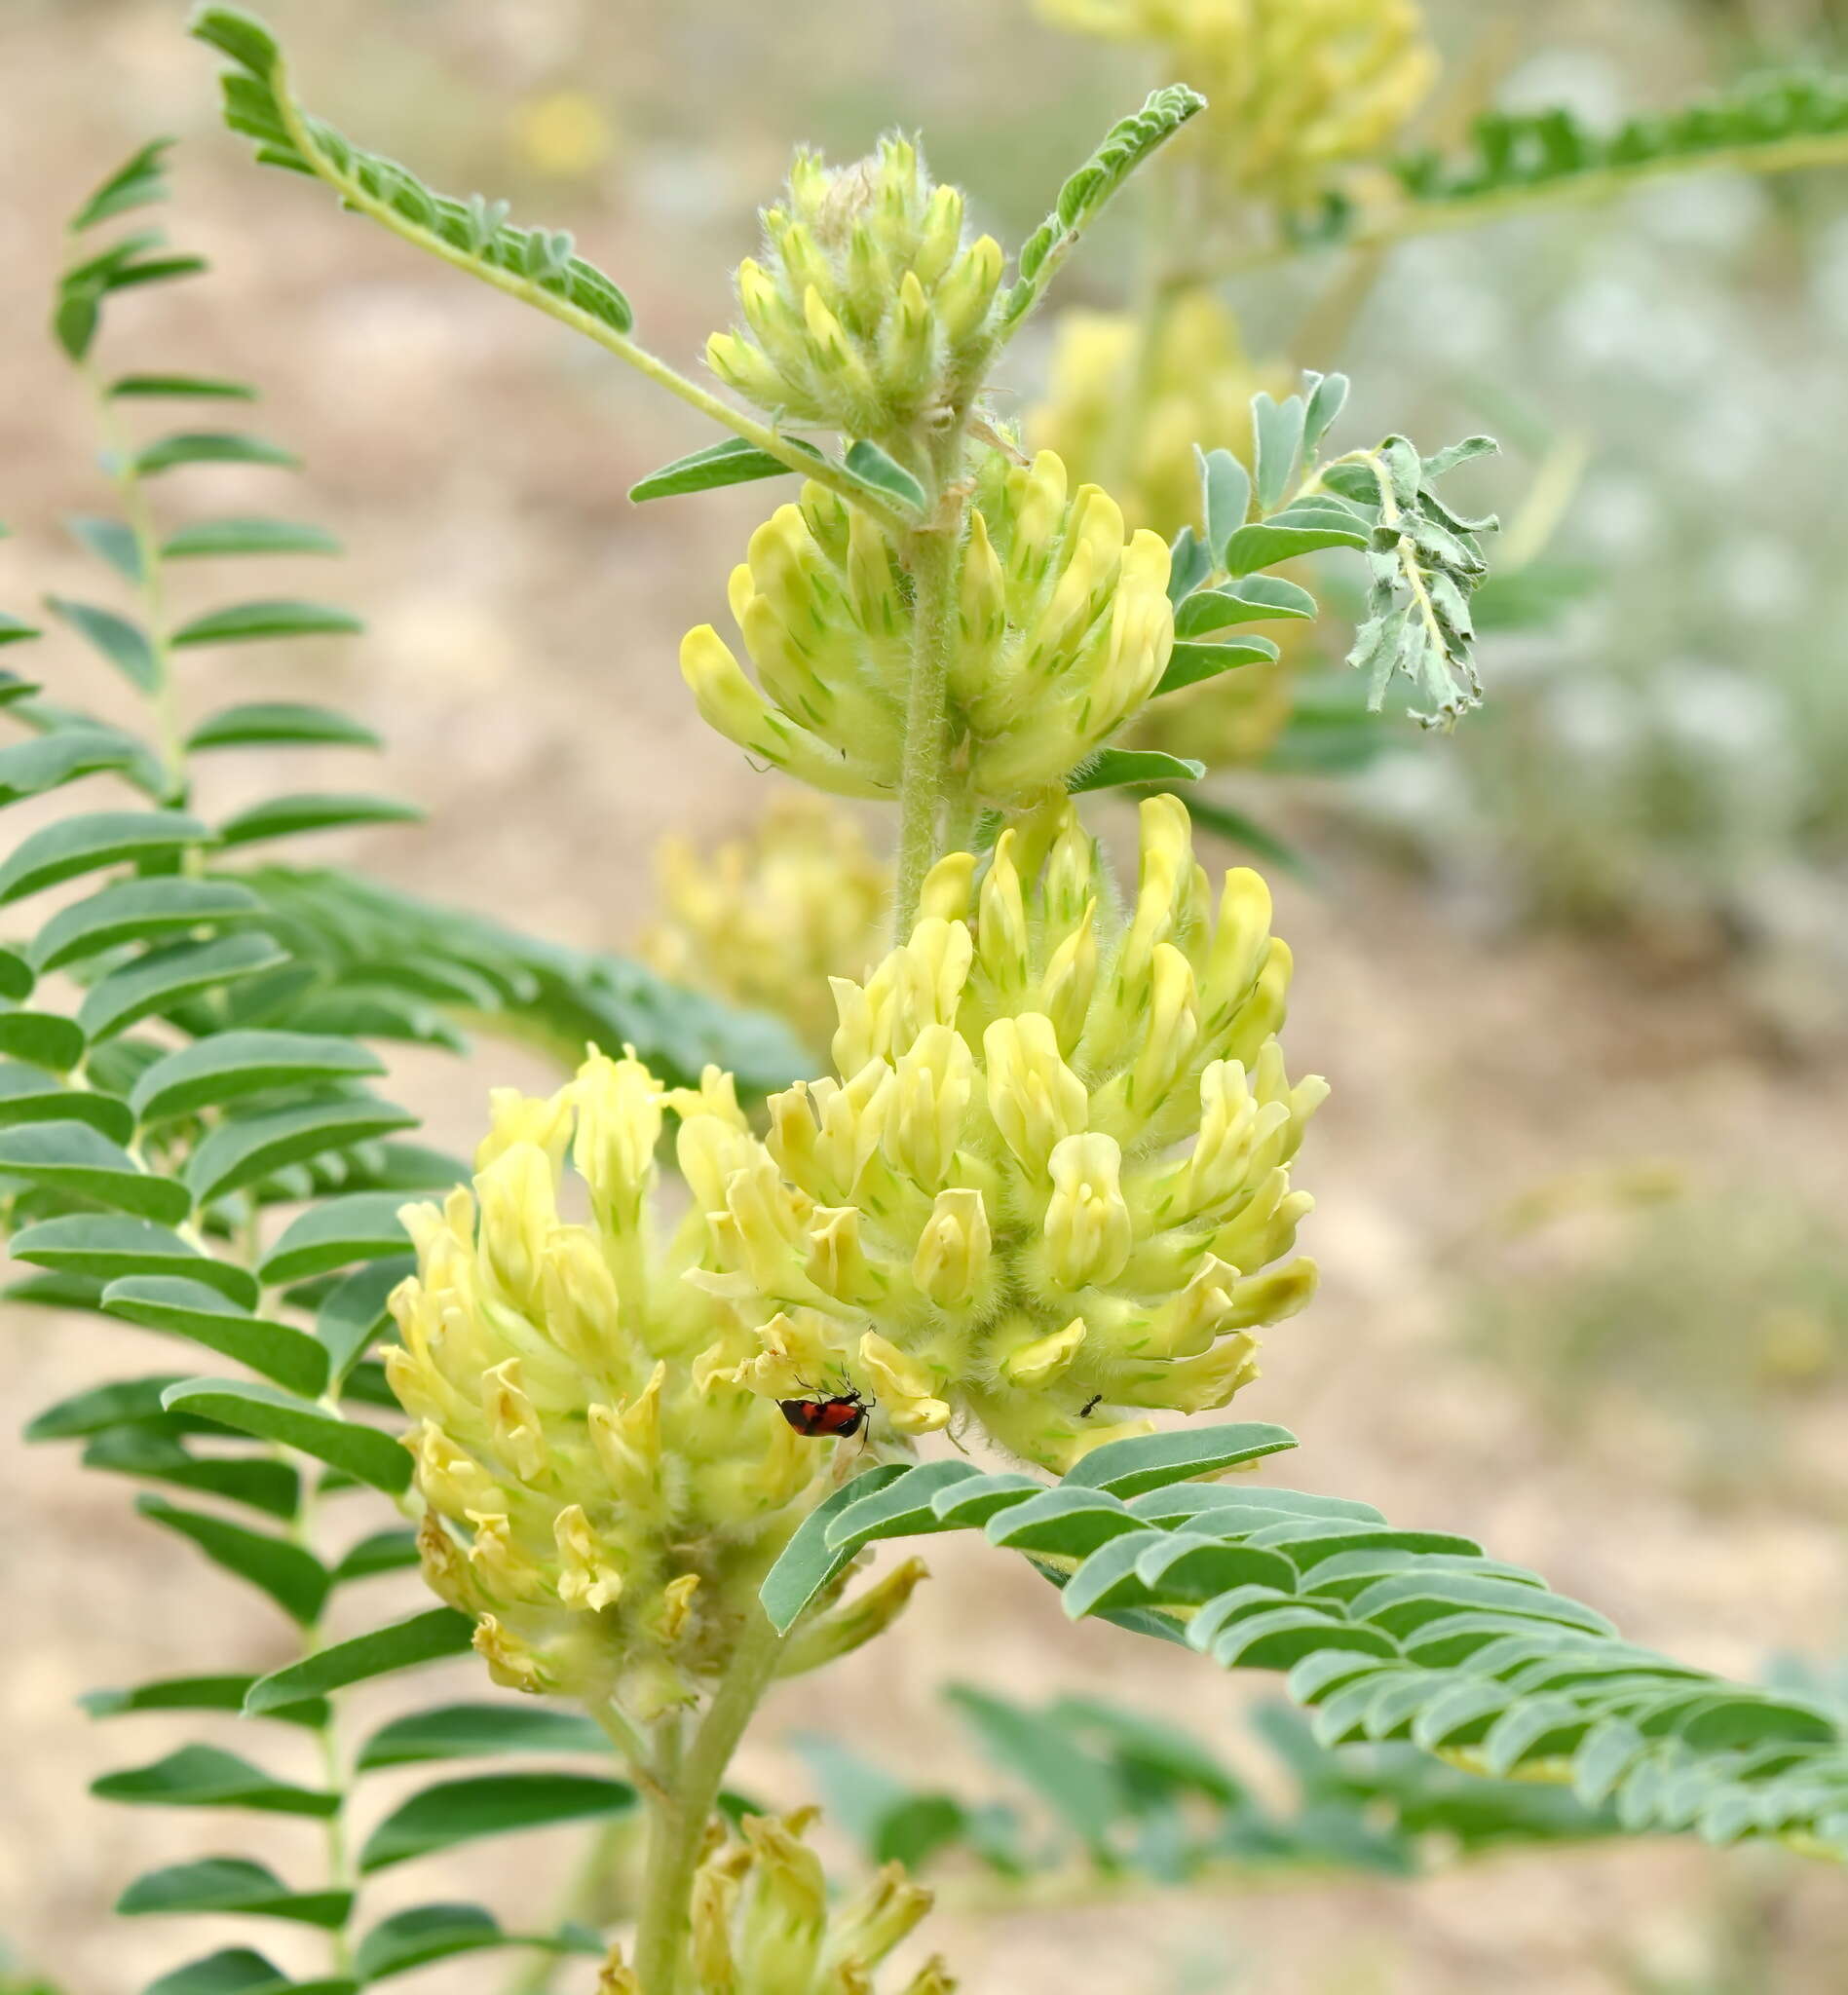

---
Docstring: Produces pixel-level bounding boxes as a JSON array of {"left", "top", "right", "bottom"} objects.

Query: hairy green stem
[
  {"left": 630, "top": 1608, "right": 789, "bottom": 1994},
  {"left": 265, "top": 62, "right": 913, "bottom": 537},
  {"left": 891, "top": 522, "right": 962, "bottom": 940}
]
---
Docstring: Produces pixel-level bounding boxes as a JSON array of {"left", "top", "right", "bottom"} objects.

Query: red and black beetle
[{"left": 777, "top": 1385, "right": 872, "bottom": 1439}]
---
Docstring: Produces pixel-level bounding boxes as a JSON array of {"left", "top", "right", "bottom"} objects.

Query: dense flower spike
[
  {"left": 1037, "top": 0, "right": 1435, "bottom": 206},
  {"left": 680, "top": 453, "right": 1177, "bottom": 807},
  {"left": 598, "top": 1811, "right": 953, "bottom": 1994},
  {"left": 641, "top": 793, "right": 887, "bottom": 1056},
  {"left": 706, "top": 134, "right": 1003, "bottom": 448},
  {"left": 386, "top": 1054, "right": 833, "bottom": 1714},
  {"left": 702, "top": 795, "right": 1324, "bottom": 1470}
]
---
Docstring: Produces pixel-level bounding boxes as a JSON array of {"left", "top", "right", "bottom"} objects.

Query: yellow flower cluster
[
  {"left": 386, "top": 1055, "right": 833, "bottom": 1714},
  {"left": 1037, "top": 0, "right": 1435, "bottom": 206},
  {"left": 1029, "top": 287, "right": 1269, "bottom": 541},
  {"left": 706, "top": 135, "right": 1003, "bottom": 444},
  {"left": 679, "top": 452, "right": 1175, "bottom": 807},
  {"left": 641, "top": 793, "right": 887, "bottom": 1057},
  {"left": 600, "top": 1810, "right": 953, "bottom": 1995},
  {"left": 698, "top": 794, "right": 1324, "bottom": 1471}
]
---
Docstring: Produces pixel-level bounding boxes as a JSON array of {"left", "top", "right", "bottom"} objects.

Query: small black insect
[
  {"left": 777, "top": 1382, "right": 874, "bottom": 1440},
  {"left": 1078, "top": 1393, "right": 1104, "bottom": 1418}
]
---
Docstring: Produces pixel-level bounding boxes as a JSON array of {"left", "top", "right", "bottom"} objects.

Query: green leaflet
[
  {"left": 79, "top": 1675, "right": 327, "bottom": 1727},
  {"left": 0, "top": 1064, "right": 133, "bottom": 1144},
  {"left": 187, "top": 702, "right": 378, "bottom": 751},
  {"left": 12, "top": 1215, "right": 259, "bottom": 1305},
  {"left": 100, "top": 1278, "right": 329, "bottom": 1395},
  {"left": 357, "top": 1772, "right": 638, "bottom": 1873},
  {"left": 117, "top": 1859, "right": 351, "bottom": 1929},
  {"left": 92, "top": 1744, "right": 337, "bottom": 1817},
  {"left": 32, "top": 877, "right": 264, "bottom": 972},
  {"left": 77, "top": 932, "right": 291, "bottom": 1042},
  {"left": 131, "top": 1030, "right": 384, "bottom": 1125},
  {"left": 353, "top": 1703, "right": 609, "bottom": 1772},
  {"left": 0, "top": 1120, "right": 189, "bottom": 1223},
  {"left": 134, "top": 1495, "right": 331, "bottom": 1624},
  {"left": 629, "top": 434, "right": 824, "bottom": 502},
  {"left": 243, "top": 1609, "right": 474, "bottom": 1713},
  {"left": 160, "top": 1377, "right": 413, "bottom": 1494},
  {"left": 0, "top": 809, "right": 211, "bottom": 905}
]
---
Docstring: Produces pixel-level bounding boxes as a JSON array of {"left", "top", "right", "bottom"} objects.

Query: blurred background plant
[{"left": 8, "top": 1, "right": 1848, "bottom": 1992}]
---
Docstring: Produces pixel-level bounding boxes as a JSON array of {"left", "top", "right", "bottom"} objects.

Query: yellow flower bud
[
  {"left": 1043, "top": 1132, "right": 1134, "bottom": 1290},
  {"left": 682, "top": 1814, "right": 950, "bottom": 1995},
  {"left": 911, "top": 1187, "right": 991, "bottom": 1308},
  {"left": 707, "top": 137, "right": 999, "bottom": 440}
]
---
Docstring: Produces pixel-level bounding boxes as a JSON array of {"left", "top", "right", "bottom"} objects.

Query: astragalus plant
[{"left": 5, "top": 10, "right": 1845, "bottom": 1995}]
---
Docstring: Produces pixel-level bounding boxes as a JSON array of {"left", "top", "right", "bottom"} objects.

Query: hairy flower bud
[
  {"left": 625, "top": 1810, "right": 952, "bottom": 1995},
  {"left": 708, "top": 135, "right": 1001, "bottom": 443},
  {"left": 684, "top": 451, "right": 1176, "bottom": 808},
  {"left": 704, "top": 797, "right": 1324, "bottom": 1469}
]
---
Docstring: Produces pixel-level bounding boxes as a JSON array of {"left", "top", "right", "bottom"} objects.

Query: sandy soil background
[{"left": 4, "top": 3, "right": 1846, "bottom": 1991}]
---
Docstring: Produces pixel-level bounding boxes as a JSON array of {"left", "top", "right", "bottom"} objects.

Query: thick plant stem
[
  {"left": 629, "top": 1607, "right": 789, "bottom": 1994},
  {"left": 891, "top": 522, "right": 962, "bottom": 940}
]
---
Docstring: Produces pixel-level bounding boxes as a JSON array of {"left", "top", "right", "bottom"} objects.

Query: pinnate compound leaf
[
  {"left": 161, "top": 1376, "right": 412, "bottom": 1493},
  {"left": 244, "top": 1608, "right": 473, "bottom": 1713},
  {"left": 1007, "top": 85, "right": 1207, "bottom": 324},
  {"left": 192, "top": 7, "right": 636, "bottom": 341},
  {"left": 358, "top": 1772, "right": 637, "bottom": 1873},
  {"left": 134, "top": 1495, "right": 331, "bottom": 1623}
]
